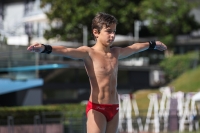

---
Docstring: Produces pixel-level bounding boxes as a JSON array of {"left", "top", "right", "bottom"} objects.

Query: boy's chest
[{"left": 91, "top": 52, "right": 118, "bottom": 74}]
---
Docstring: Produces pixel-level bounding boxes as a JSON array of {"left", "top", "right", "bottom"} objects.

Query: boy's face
[{"left": 94, "top": 23, "right": 116, "bottom": 47}]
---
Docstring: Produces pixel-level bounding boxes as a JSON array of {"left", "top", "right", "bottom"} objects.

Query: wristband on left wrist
[{"left": 148, "top": 40, "right": 156, "bottom": 49}]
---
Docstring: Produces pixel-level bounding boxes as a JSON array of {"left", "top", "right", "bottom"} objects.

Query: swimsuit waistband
[{"left": 88, "top": 100, "right": 119, "bottom": 106}]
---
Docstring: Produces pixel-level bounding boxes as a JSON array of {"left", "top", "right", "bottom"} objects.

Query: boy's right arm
[{"left": 27, "top": 43, "right": 89, "bottom": 60}]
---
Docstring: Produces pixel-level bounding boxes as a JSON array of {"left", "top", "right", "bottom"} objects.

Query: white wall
[
  {"left": 3, "top": 2, "right": 25, "bottom": 35},
  {"left": 3, "top": 1, "right": 48, "bottom": 45}
]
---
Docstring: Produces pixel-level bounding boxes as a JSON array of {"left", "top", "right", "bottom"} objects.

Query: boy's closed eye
[{"left": 106, "top": 30, "right": 116, "bottom": 34}]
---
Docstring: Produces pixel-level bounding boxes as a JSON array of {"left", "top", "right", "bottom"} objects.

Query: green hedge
[
  {"left": 0, "top": 104, "right": 86, "bottom": 125},
  {"left": 159, "top": 51, "right": 199, "bottom": 82}
]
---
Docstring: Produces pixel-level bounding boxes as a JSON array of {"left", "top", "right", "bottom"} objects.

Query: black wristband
[
  {"left": 148, "top": 40, "right": 156, "bottom": 49},
  {"left": 41, "top": 44, "right": 52, "bottom": 54}
]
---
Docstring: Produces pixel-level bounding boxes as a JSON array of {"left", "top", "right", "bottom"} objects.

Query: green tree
[
  {"left": 41, "top": 0, "right": 200, "bottom": 49},
  {"left": 41, "top": 0, "right": 141, "bottom": 42},
  {"left": 139, "top": 0, "right": 200, "bottom": 49}
]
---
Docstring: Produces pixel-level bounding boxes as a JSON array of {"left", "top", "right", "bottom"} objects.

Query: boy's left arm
[{"left": 118, "top": 41, "right": 167, "bottom": 59}]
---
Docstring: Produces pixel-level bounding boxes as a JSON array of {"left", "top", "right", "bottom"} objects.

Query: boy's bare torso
[{"left": 83, "top": 47, "right": 119, "bottom": 104}]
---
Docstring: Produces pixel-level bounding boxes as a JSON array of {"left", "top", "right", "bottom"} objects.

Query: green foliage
[
  {"left": 139, "top": 0, "right": 200, "bottom": 48},
  {"left": 40, "top": 0, "right": 200, "bottom": 49},
  {"left": 40, "top": 0, "right": 141, "bottom": 41},
  {"left": 169, "top": 65, "right": 200, "bottom": 92},
  {"left": 0, "top": 104, "right": 85, "bottom": 125},
  {"left": 159, "top": 52, "right": 199, "bottom": 82}
]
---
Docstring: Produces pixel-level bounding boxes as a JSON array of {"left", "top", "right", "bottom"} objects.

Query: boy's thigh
[
  {"left": 106, "top": 112, "right": 119, "bottom": 133},
  {"left": 87, "top": 109, "right": 107, "bottom": 133}
]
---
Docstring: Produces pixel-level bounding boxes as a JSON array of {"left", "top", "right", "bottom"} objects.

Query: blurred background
[{"left": 0, "top": 0, "right": 200, "bottom": 133}]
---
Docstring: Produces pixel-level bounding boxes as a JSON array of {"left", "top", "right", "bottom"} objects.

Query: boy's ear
[{"left": 93, "top": 29, "right": 99, "bottom": 38}]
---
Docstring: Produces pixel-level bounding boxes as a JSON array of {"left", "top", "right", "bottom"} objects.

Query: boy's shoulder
[
  {"left": 111, "top": 46, "right": 121, "bottom": 52},
  {"left": 111, "top": 46, "right": 122, "bottom": 55},
  {"left": 77, "top": 45, "right": 91, "bottom": 50}
]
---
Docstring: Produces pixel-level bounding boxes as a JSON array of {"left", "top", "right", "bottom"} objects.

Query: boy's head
[{"left": 92, "top": 12, "right": 118, "bottom": 40}]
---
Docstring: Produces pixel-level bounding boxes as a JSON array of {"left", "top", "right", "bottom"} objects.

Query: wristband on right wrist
[
  {"left": 148, "top": 40, "right": 156, "bottom": 49},
  {"left": 41, "top": 44, "right": 52, "bottom": 54}
]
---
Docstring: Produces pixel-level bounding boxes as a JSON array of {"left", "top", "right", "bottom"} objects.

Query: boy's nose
[{"left": 110, "top": 32, "right": 115, "bottom": 36}]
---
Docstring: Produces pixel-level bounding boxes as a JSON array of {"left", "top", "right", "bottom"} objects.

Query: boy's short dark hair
[{"left": 92, "top": 12, "right": 118, "bottom": 40}]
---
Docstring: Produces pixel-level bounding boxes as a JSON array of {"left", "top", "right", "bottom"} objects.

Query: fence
[
  {"left": 0, "top": 111, "right": 199, "bottom": 133},
  {"left": 0, "top": 111, "right": 86, "bottom": 133}
]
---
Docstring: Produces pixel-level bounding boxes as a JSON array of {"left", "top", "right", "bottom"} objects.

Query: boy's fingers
[{"left": 27, "top": 43, "right": 41, "bottom": 52}]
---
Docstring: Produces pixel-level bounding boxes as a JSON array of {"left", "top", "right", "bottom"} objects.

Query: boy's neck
[{"left": 93, "top": 42, "right": 111, "bottom": 53}]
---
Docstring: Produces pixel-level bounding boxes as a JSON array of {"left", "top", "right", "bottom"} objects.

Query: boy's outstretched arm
[
  {"left": 27, "top": 43, "right": 89, "bottom": 60},
  {"left": 118, "top": 41, "right": 167, "bottom": 59}
]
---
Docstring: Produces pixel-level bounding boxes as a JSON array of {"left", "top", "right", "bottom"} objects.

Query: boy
[{"left": 27, "top": 12, "right": 167, "bottom": 133}]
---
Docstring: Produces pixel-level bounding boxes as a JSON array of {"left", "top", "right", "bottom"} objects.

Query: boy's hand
[
  {"left": 155, "top": 41, "right": 167, "bottom": 51},
  {"left": 27, "top": 43, "right": 45, "bottom": 53}
]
